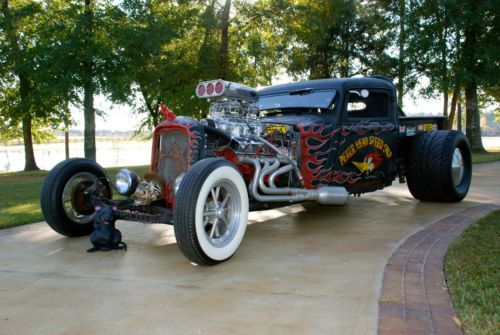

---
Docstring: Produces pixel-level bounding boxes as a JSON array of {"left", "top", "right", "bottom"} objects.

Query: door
[{"left": 332, "top": 88, "right": 399, "bottom": 194}]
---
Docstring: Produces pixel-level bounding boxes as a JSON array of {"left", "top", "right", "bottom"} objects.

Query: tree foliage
[{"left": 1, "top": 0, "right": 498, "bottom": 169}]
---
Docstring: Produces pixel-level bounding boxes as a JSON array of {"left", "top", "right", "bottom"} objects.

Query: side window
[{"left": 347, "top": 91, "right": 389, "bottom": 119}]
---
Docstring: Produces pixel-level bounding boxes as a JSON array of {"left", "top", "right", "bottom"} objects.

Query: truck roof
[{"left": 258, "top": 77, "right": 395, "bottom": 96}]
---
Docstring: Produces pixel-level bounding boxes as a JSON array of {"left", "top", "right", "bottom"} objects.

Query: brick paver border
[{"left": 378, "top": 204, "right": 499, "bottom": 335}]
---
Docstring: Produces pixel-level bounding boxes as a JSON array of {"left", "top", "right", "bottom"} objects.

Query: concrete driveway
[{"left": 0, "top": 162, "right": 498, "bottom": 335}]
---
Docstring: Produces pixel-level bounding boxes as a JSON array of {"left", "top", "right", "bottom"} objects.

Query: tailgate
[{"left": 399, "top": 116, "right": 447, "bottom": 137}]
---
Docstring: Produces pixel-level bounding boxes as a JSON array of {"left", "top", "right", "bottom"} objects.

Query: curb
[{"left": 378, "top": 204, "right": 499, "bottom": 335}]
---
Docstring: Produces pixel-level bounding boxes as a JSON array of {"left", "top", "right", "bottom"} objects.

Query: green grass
[
  {"left": 472, "top": 151, "right": 500, "bottom": 164},
  {"left": 444, "top": 210, "right": 500, "bottom": 335},
  {"left": 0, "top": 165, "right": 149, "bottom": 229}
]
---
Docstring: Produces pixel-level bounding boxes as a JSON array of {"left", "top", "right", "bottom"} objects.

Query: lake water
[
  {"left": 0, "top": 138, "right": 151, "bottom": 173},
  {"left": 1, "top": 136, "right": 499, "bottom": 173}
]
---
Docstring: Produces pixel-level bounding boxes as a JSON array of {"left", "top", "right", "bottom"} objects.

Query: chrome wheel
[
  {"left": 451, "top": 148, "right": 465, "bottom": 186},
  {"left": 202, "top": 182, "right": 242, "bottom": 248},
  {"left": 62, "top": 172, "right": 99, "bottom": 224},
  {"left": 174, "top": 159, "right": 249, "bottom": 265}
]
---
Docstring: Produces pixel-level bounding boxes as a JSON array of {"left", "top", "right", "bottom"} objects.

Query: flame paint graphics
[
  {"left": 298, "top": 122, "right": 339, "bottom": 188},
  {"left": 331, "top": 170, "right": 362, "bottom": 184},
  {"left": 341, "top": 121, "right": 396, "bottom": 136},
  {"left": 155, "top": 117, "right": 203, "bottom": 207},
  {"left": 172, "top": 118, "right": 202, "bottom": 166}
]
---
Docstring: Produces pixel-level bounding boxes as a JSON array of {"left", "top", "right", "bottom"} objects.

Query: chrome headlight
[{"left": 115, "top": 169, "right": 140, "bottom": 196}]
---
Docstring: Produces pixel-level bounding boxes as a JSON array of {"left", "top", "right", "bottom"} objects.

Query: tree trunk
[
  {"left": 457, "top": 102, "right": 462, "bottom": 132},
  {"left": 19, "top": 73, "right": 39, "bottom": 171},
  {"left": 83, "top": 75, "right": 95, "bottom": 160},
  {"left": 447, "top": 82, "right": 460, "bottom": 130},
  {"left": 139, "top": 85, "right": 162, "bottom": 126},
  {"left": 22, "top": 116, "right": 39, "bottom": 171},
  {"left": 201, "top": 0, "right": 217, "bottom": 50},
  {"left": 439, "top": 9, "right": 449, "bottom": 117},
  {"left": 309, "top": 58, "right": 325, "bottom": 80},
  {"left": 442, "top": 91, "right": 449, "bottom": 117},
  {"left": 198, "top": 0, "right": 217, "bottom": 79},
  {"left": 64, "top": 103, "right": 70, "bottom": 160},
  {"left": 219, "top": 0, "right": 231, "bottom": 80},
  {"left": 397, "top": 0, "right": 406, "bottom": 107},
  {"left": 465, "top": 83, "right": 485, "bottom": 152},
  {"left": 447, "top": 27, "right": 462, "bottom": 130},
  {"left": 340, "top": 20, "right": 350, "bottom": 78},
  {"left": 83, "top": 0, "right": 96, "bottom": 160},
  {"left": 462, "top": 0, "right": 485, "bottom": 153},
  {"left": 65, "top": 130, "right": 70, "bottom": 160}
]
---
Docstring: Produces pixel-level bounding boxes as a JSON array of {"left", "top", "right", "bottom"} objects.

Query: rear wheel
[
  {"left": 40, "top": 158, "right": 112, "bottom": 236},
  {"left": 406, "top": 130, "right": 472, "bottom": 202},
  {"left": 173, "top": 158, "right": 249, "bottom": 265}
]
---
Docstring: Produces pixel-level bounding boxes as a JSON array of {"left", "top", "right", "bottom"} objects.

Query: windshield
[{"left": 258, "top": 90, "right": 336, "bottom": 111}]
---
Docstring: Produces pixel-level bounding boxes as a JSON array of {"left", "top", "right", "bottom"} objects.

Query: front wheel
[
  {"left": 406, "top": 130, "right": 472, "bottom": 202},
  {"left": 173, "top": 158, "right": 249, "bottom": 266},
  {"left": 40, "top": 158, "right": 112, "bottom": 236}
]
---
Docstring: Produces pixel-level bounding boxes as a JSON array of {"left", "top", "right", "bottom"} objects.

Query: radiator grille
[{"left": 155, "top": 130, "right": 189, "bottom": 204}]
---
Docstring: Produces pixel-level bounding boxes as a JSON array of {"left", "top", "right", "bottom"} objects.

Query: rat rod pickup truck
[{"left": 41, "top": 76, "right": 472, "bottom": 265}]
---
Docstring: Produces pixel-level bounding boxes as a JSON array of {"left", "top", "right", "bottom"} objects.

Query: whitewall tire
[{"left": 173, "top": 158, "right": 249, "bottom": 265}]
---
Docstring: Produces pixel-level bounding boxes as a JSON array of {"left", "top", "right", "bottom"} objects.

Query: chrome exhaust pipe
[{"left": 240, "top": 157, "right": 348, "bottom": 205}]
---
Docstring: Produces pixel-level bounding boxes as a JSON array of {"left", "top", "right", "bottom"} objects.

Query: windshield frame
[{"left": 258, "top": 89, "right": 337, "bottom": 112}]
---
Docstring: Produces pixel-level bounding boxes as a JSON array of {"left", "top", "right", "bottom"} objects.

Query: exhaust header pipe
[{"left": 239, "top": 157, "right": 348, "bottom": 205}]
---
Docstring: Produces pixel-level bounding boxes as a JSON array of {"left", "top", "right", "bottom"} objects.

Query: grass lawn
[
  {"left": 471, "top": 151, "right": 500, "bottom": 164},
  {"left": 0, "top": 165, "right": 149, "bottom": 229},
  {"left": 444, "top": 210, "right": 500, "bottom": 335}
]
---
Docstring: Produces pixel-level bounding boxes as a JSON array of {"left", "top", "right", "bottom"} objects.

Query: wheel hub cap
[
  {"left": 216, "top": 208, "right": 225, "bottom": 218},
  {"left": 451, "top": 148, "right": 465, "bottom": 186},
  {"left": 62, "top": 172, "right": 99, "bottom": 224},
  {"left": 202, "top": 182, "right": 241, "bottom": 247}
]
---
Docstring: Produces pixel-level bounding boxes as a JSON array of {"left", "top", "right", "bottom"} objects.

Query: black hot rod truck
[{"left": 40, "top": 76, "right": 472, "bottom": 265}]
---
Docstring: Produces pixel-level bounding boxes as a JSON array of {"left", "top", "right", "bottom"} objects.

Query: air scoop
[{"left": 196, "top": 80, "right": 258, "bottom": 102}]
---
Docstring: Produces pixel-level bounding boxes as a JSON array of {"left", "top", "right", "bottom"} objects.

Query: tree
[
  {"left": 41, "top": 0, "right": 125, "bottom": 159},
  {"left": 109, "top": 0, "right": 274, "bottom": 127},
  {"left": 456, "top": 0, "right": 498, "bottom": 152},
  {"left": 0, "top": 0, "right": 69, "bottom": 170},
  {"left": 373, "top": 0, "right": 414, "bottom": 107},
  {"left": 83, "top": 0, "right": 96, "bottom": 160},
  {"left": 108, "top": 0, "right": 204, "bottom": 127},
  {"left": 1, "top": 0, "right": 40, "bottom": 170},
  {"left": 244, "top": 0, "right": 393, "bottom": 81}
]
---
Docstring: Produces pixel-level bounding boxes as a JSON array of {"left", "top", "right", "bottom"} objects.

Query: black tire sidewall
[{"left": 41, "top": 158, "right": 111, "bottom": 236}]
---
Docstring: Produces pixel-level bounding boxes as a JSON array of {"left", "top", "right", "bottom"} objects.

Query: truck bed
[{"left": 399, "top": 116, "right": 447, "bottom": 137}]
